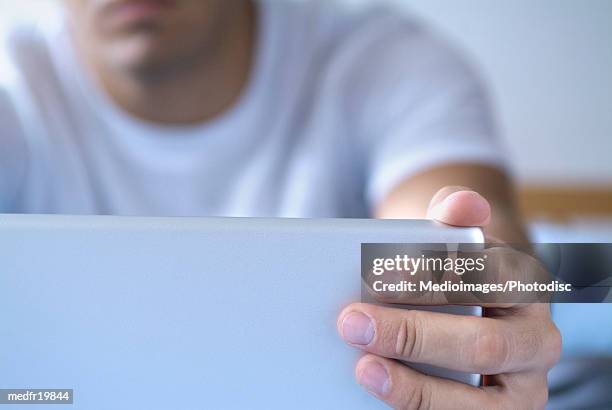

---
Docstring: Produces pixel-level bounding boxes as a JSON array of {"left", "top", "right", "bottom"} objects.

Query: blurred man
[{"left": 0, "top": 0, "right": 560, "bottom": 408}]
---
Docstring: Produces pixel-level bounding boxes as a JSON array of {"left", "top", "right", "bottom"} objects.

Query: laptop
[{"left": 0, "top": 214, "right": 482, "bottom": 409}]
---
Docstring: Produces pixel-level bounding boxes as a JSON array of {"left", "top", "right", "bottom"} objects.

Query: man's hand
[{"left": 337, "top": 187, "right": 562, "bottom": 409}]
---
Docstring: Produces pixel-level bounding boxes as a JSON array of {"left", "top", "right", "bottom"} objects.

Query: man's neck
[{"left": 89, "top": 3, "right": 256, "bottom": 125}]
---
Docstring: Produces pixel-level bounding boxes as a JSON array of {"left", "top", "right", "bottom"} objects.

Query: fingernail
[
  {"left": 359, "top": 361, "right": 390, "bottom": 397},
  {"left": 342, "top": 312, "right": 375, "bottom": 345}
]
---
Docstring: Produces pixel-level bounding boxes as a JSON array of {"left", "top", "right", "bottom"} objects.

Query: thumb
[{"left": 427, "top": 186, "right": 491, "bottom": 227}]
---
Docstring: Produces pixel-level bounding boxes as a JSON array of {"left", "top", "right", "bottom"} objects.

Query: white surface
[{"left": 363, "top": 0, "right": 612, "bottom": 186}]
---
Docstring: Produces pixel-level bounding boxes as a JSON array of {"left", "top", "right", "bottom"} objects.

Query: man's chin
[
  {"left": 106, "top": 29, "right": 165, "bottom": 60},
  {"left": 104, "top": 41, "right": 171, "bottom": 79}
]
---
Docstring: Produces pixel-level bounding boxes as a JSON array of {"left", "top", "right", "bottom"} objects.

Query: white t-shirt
[{"left": 0, "top": 0, "right": 504, "bottom": 217}]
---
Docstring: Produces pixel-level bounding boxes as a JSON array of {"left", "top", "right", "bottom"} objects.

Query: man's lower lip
[{"left": 109, "top": 0, "right": 175, "bottom": 23}]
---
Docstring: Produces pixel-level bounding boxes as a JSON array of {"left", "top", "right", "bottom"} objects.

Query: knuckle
[
  {"left": 477, "top": 393, "right": 503, "bottom": 410},
  {"left": 534, "top": 385, "right": 549, "bottom": 410},
  {"left": 491, "top": 401, "right": 508, "bottom": 410},
  {"left": 396, "top": 380, "right": 432, "bottom": 410},
  {"left": 499, "top": 400, "right": 514, "bottom": 410},
  {"left": 516, "top": 376, "right": 549, "bottom": 410},
  {"left": 544, "top": 323, "right": 562, "bottom": 368},
  {"left": 516, "top": 327, "right": 543, "bottom": 365},
  {"left": 393, "top": 310, "right": 424, "bottom": 361},
  {"left": 490, "top": 390, "right": 520, "bottom": 410},
  {"left": 473, "top": 328, "right": 509, "bottom": 373},
  {"left": 502, "top": 373, "right": 549, "bottom": 410}
]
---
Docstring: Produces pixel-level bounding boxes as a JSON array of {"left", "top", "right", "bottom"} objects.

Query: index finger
[{"left": 338, "top": 303, "right": 561, "bottom": 374}]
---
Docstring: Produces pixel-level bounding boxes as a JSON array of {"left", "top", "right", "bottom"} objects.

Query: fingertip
[
  {"left": 355, "top": 355, "right": 391, "bottom": 398},
  {"left": 428, "top": 190, "right": 491, "bottom": 227}
]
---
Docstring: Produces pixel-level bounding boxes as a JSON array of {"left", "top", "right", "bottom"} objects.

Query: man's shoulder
[
  {"left": 270, "top": 0, "right": 424, "bottom": 53},
  {"left": 276, "top": 1, "right": 490, "bottom": 148},
  {"left": 273, "top": 0, "right": 470, "bottom": 83}
]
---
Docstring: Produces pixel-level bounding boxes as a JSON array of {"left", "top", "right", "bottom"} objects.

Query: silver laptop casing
[{"left": 0, "top": 215, "right": 483, "bottom": 409}]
